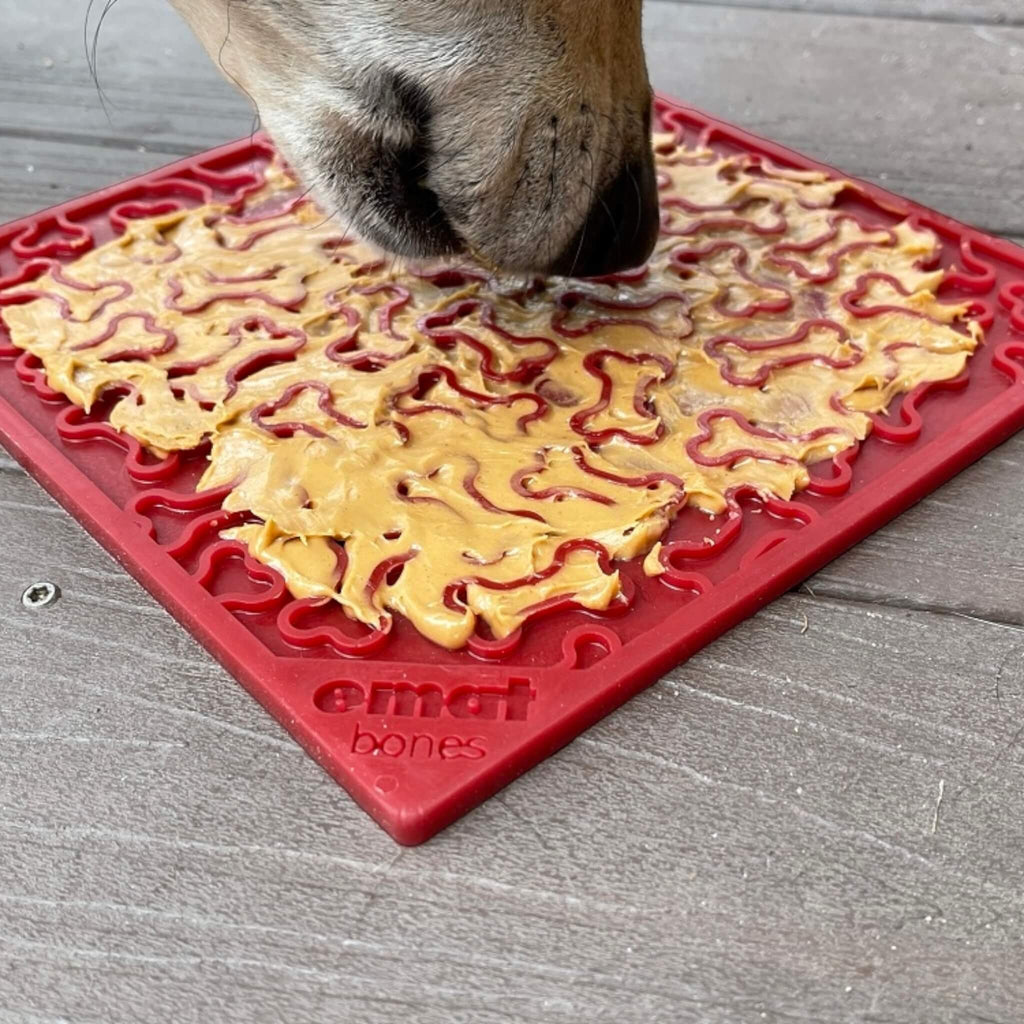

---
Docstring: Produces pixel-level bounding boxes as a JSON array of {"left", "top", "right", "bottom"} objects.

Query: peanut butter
[{"left": 3, "top": 135, "right": 981, "bottom": 648}]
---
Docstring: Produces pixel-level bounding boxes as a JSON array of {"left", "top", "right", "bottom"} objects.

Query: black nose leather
[{"left": 548, "top": 155, "right": 660, "bottom": 278}]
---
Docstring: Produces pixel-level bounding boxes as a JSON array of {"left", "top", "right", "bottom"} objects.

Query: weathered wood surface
[
  {"left": 2, "top": 2, "right": 1024, "bottom": 1022},
  {"left": 666, "top": 0, "right": 1024, "bottom": 25}
]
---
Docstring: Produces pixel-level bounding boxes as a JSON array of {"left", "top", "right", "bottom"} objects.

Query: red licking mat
[{"left": 2, "top": 95, "right": 1024, "bottom": 844}]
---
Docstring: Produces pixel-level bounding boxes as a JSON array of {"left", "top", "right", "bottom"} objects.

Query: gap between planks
[
  {"left": 0, "top": 125, "right": 206, "bottom": 158},
  {"left": 658, "top": 0, "right": 1024, "bottom": 29},
  {"left": 794, "top": 588, "right": 1024, "bottom": 633}
]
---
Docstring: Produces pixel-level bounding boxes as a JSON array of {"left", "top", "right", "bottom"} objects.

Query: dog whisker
[
  {"left": 217, "top": 0, "right": 264, "bottom": 134},
  {"left": 567, "top": 140, "right": 598, "bottom": 277},
  {"left": 626, "top": 163, "right": 643, "bottom": 243},
  {"left": 84, "top": 0, "right": 122, "bottom": 124}
]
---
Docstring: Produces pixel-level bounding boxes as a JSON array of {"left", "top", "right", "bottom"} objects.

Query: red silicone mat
[{"left": 2, "top": 95, "right": 1024, "bottom": 844}]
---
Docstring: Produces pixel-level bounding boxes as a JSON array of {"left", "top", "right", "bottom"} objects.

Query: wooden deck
[{"left": 2, "top": 2, "right": 1024, "bottom": 1021}]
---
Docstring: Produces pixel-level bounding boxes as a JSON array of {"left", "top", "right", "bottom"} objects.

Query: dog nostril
[{"left": 548, "top": 155, "right": 660, "bottom": 278}]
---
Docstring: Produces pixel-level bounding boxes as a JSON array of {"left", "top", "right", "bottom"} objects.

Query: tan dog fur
[{"left": 170, "top": 0, "right": 656, "bottom": 274}]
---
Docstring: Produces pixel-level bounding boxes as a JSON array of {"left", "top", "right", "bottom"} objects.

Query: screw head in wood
[{"left": 21, "top": 581, "right": 60, "bottom": 609}]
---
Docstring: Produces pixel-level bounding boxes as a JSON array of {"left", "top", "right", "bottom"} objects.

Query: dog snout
[{"left": 548, "top": 152, "right": 660, "bottom": 278}]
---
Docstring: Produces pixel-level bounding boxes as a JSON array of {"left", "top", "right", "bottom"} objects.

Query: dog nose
[{"left": 548, "top": 155, "right": 660, "bottom": 278}]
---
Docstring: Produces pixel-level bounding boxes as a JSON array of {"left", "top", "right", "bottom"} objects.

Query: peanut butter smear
[{"left": 3, "top": 135, "right": 981, "bottom": 648}]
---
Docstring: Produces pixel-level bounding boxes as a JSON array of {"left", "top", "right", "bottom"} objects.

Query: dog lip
[
  {"left": 354, "top": 145, "right": 465, "bottom": 260},
  {"left": 547, "top": 156, "right": 660, "bottom": 278},
  {"left": 354, "top": 190, "right": 466, "bottom": 261},
  {"left": 360, "top": 220, "right": 466, "bottom": 261}
]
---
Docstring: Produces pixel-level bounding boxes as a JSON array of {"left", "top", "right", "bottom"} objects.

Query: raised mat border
[{"left": 1, "top": 94, "right": 1023, "bottom": 843}]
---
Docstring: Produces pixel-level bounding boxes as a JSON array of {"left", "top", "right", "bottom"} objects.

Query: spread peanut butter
[{"left": 3, "top": 134, "right": 981, "bottom": 648}]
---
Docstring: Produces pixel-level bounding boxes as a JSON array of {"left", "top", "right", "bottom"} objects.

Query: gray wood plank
[
  {"left": 642, "top": 4, "right": 1024, "bottom": 236},
  {"left": 663, "top": 0, "right": 1023, "bottom": 26},
  {"left": 0, "top": 2, "right": 255, "bottom": 154},
  {"left": 1, "top": 470, "right": 1023, "bottom": 1024},
  {"left": 0, "top": 136, "right": 191, "bottom": 225},
  {"left": 811, "top": 434, "right": 1024, "bottom": 624}
]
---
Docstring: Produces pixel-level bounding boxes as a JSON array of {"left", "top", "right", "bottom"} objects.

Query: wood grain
[
  {"left": 2, "top": 2, "right": 1024, "bottom": 1022},
  {"left": 642, "top": 4, "right": 1024, "bottom": 236},
  {"left": 663, "top": 0, "right": 1024, "bottom": 25}
]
